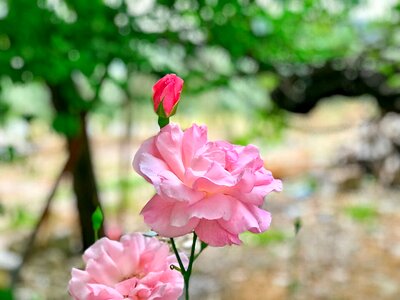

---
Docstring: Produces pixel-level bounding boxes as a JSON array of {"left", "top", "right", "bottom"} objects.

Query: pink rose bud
[{"left": 152, "top": 74, "right": 184, "bottom": 118}]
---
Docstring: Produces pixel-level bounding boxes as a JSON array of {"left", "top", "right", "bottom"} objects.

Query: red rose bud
[{"left": 152, "top": 74, "right": 184, "bottom": 118}]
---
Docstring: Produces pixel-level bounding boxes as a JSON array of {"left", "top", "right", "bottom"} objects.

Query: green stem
[
  {"left": 183, "top": 233, "right": 198, "bottom": 299},
  {"left": 186, "top": 233, "right": 197, "bottom": 276},
  {"left": 158, "top": 116, "right": 170, "bottom": 128},
  {"left": 193, "top": 241, "right": 208, "bottom": 261},
  {"left": 170, "top": 238, "right": 186, "bottom": 274},
  {"left": 170, "top": 233, "right": 207, "bottom": 300}
]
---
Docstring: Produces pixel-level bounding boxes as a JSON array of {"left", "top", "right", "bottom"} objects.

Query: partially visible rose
[
  {"left": 68, "top": 233, "right": 185, "bottom": 300},
  {"left": 105, "top": 223, "right": 122, "bottom": 241},
  {"left": 133, "top": 123, "right": 282, "bottom": 247},
  {"left": 152, "top": 74, "right": 184, "bottom": 118}
]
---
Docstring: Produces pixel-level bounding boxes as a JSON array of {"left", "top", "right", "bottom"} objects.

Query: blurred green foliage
[
  {"left": 0, "top": 146, "right": 17, "bottom": 163},
  {"left": 241, "top": 228, "right": 289, "bottom": 246},
  {"left": 0, "top": 288, "right": 13, "bottom": 300},
  {"left": 0, "top": 0, "right": 398, "bottom": 144},
  {"left": 100, "top": 176, "right": 143, "bottom": 192},
  {"left": 0, "top": 0, "right": 378, "bottom": 130},
  {"left": 0, "top": 0, "right": 397, "bottom": 144},
  {"left": 344, "top": 204, "right": 378, "bottom": 223},
  {"left": 10, "top": 205, "right": 37, "bottom": 229}
]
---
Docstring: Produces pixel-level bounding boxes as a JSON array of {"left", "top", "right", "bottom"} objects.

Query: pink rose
[
  {"left": 152, "top": 74, "right": 184, "bottom": 117},
  {"left": 68, "top": 233, "right": 185, "bottom": 300},
  {"left": 133, "top": 123, "right": 282, "bottom": 247}
]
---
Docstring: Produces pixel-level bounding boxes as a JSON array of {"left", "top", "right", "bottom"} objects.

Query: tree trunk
[
  {"left": 68, "top": 114, "right": 104, "bottom": 249},
  {"left": 49, "top": 83, "right": 104, "bottom": 250}
]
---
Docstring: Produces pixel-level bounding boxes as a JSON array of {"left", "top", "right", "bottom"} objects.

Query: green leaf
[
  {"left": 92, "top": 206, "right": 103, "bottom": 241},
  {"left": 200, "top": 241, "right": 208, "bottom": 251}
]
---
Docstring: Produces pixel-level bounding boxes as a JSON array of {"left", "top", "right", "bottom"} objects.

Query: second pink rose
[{"left": 133, "top": 123, "right": 282, "bottom": 247}]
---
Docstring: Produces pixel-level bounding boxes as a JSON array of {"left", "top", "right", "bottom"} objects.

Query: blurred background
[{"left": 1, "top": 0, "right": 400, "bottom": 299}]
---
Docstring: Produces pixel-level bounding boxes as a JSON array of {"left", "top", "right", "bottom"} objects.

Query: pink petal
[
  {"left": 86, "top": 283, "right": 124, "bottom": 300},
  {"left": 234, "top": 168, "right": 256, "bottom": 193},
  {"left": 255, "top": 168, "right": 282, "bottom": 186},
  {"left": 188, "top": 193, "right": 233, "bottom": 221},
  {"left": 155, "top": 124, "right": 185, "bottom": 179},
  {"left": 140, "top": 243, "right": 170, "bottom": 273},
  {"left": 153, "top": 77, "right": 168, "bottom": 111},
  {"left": 190, "top": 142, "right": 226, "bottom": 173},
  {"left": 195, "top": 219, "right": 241, "bottom": 247},
  {"left": 262, "top": 176, "right": 283, "bottom": 194},
  {"left": 182, "top": 124, "right": 208, "bottom": 168},
  {"left": 133, "top": 136, "right": 167, "bottom": 184},
  {"left": 83, "top": 237, "right": 123, "bottom": 262},
  {"left": 68, "top": 269, "right": 92, "bottom": 300},
  {"left": 236, "top": 173, "right": 282, "bottom": 205},
  {"left": 141, "top": 195, "right": 199, "bottom": 237},
  {"left": 230, "top": 144, "right": 264, "bottom": 173},
  {"left": 138, "top": 153, "right": 169, "bottom": 184},
  {"left": 119, "top": 234, "right": 148, "bottom": 278},
  {"left": 137, "top": 154, "right": 203, "bottom": 203},
  {"left": 218, "top": 200, "right": 271, "bottom": 234},
  {"left": 83, "top": 239, "right": 125, "bottom": 285},
  {"left": 193, "top": 162, "right": 236, "bottom": 194},
  {"left": 173, "top": 75, "right": 184, "bottom": 97},
  {"left": 114, "top": 277, "right": 139, "bottom": 297},
  {"left": 247, "top": 205, "right": 272, "bottom": 233},
  {"left": 85, "top": 259, "right": 120, "bottom": 286},
  {"left": 158, "top": 170, "right": 205, "bottom": 203},
  {"left": 236, "top": 186, "right": 268, "bottom": 206},
  {"left": 170, "top": 201, "right": 192, "bottom": 227},
  {"left": 161, "top": 82, "right": 177, "bottom": 116}
]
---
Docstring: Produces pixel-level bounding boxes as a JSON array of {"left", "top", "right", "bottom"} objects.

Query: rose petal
[
  {"left": 155, "top": 124, "right": 185, "bottom": 179},
  {"left": 193, "top": 162, "right": 237, "bottom": 194},
  {"left": 195, "top": 219, "right": 242, "bottom": 247},
  {"left": 141, "top": 195, "right": 199, "bottom": 237},
  {"left": 158, "top": 170, "right": 205, "bottom": 203},
  {"left": 182, "top": 124, "right": 208, "bottom": 168},
  {"left": 218, "top": 200, "right": 271, "bottom": 234},
  {"left": 68, "top": 269, "right": 92, "bottom": 300},
  {"left": 86, "top": 283, "right": 124, "bottom": 300},
  {"left": 188, "top": 193, "right": 233, "bottom": 221}
]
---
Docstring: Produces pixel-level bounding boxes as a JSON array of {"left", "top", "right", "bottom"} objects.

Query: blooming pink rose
[
  {"left": 68, "top": 233, "right": 185, "bottom": 300},
  {"left": 152, "top": 74, "right": 184, "bottom": 117},
  {"left": 133, "top": 123, "right": 282, "bottom": 247}
]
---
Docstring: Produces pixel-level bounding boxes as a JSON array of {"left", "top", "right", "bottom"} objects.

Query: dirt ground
[{"left": 1, "top": 98, "right": 400, "bottom": 300}]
